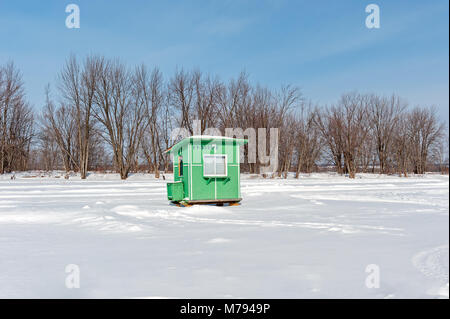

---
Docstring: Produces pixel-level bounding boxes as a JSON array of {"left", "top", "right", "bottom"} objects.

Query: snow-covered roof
[
  {"left": 189, "top": 135, "right": 238, "bottom": 140},
  {"left": 165, "top": 135, "right": 248, "bottom": 153}
]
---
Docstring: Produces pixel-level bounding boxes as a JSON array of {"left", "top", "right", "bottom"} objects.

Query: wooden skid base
[{"left": 171, "top": 198, "right": 242, "bottom": 207}]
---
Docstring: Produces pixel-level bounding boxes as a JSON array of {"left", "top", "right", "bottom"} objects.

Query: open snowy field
[{"left": 0, "top": 172, "right": 448, "bottom": 298}]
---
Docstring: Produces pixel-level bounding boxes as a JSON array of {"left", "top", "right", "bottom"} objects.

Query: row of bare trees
[
  {"left": 1, "top": 57, "right": 448, "bottom": 178},
  {"left": 309, "top": 93, "right": 447, "bottom": 178},
  {"left": 40, "top": 56, "right": 163, "bottom": 179}
]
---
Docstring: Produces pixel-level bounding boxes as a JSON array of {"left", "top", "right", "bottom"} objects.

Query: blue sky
[{"left": 0, "top": 0, "right": 448, "bottom": 122}]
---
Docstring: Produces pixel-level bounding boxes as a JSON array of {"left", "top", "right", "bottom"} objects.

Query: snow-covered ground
[{"left": 0, "top": 172, "right": 448, "bottom": 298}]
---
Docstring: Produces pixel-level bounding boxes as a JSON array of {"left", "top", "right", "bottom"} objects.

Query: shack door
[{"left": 216, "top": 144, "right": 239, "bottom": 199}]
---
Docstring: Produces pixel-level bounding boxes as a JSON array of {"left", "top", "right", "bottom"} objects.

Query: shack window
[
  {"left": 178, "top": 156, "right": 183, "bottom": 176},
  {"left": 203, "top": 154, "right": 227, "bottom": 177}
]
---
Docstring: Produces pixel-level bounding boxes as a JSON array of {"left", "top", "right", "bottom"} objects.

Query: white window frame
[{"left": 203, "top": 154, "right": 228, "bottom": 177}]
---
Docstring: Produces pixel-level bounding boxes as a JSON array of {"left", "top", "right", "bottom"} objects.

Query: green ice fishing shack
[{"left": 165, "top": 136, "right": 248, "bottom": 205}]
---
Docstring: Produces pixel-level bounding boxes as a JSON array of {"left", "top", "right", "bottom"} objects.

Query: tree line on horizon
[{"left": 0, "top": 56, "right": 448, "bottom": 179}]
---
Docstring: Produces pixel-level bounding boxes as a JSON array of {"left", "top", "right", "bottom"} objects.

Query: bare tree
[
  {"left": 294, "top": 103, "right": 323, "bottom": 176},
  {"left": 216, "top": 71, "right": 252, "bottom": 130},
  {"left": 160, "top": 88, "right": 174, "bottom": 173},
  {"left": 407, "top": 106, "right": 445, "bottom": 174},
  {"left": 41, "top": 87, "right": 77, "bottom": 172},
  {"left": 271, "top": 86, "right": 302, "bottom": 178},
  {"left": 57, "top": 55, "right": 101, "bottom": 179},
  {"left": 313, "top": 106, "right": 345, "bottom": 174},
  {"left": 392, "top": 116, "right": 411, "bottom": 177},
  {"left": 192, "top": 70, "right": 221, "bottom": 132},
  {"left": 169, "top": 69, "right": 195, "bottom": 134},
  {"left": 358, "top": 129, "right": 376, "bottom": 173},
  {"left": 138, "top": 66, "right": 165, "bottom": 177},
  {"left": 93, "top": 59, "right": 148, "bottom": 179},
  {"left": 368, "top": 94, "right": 406, "bottom": 174},
  {"left": 0, "top": 62, "right": 34, "bottom": 173},
  {"left": 278, "top": 115, "right": 297, "bottom": 178},
  {"left": 339, "top": 93, "right": 371, "bottom": 178},
  {"left": 430, "top": 130, "right": 449, "bottom": 174},
  {"left": 35, "top": 126, "right": 60, "bottom": 171}
]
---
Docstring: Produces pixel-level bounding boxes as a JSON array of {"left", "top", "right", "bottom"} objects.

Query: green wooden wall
[{"left": 172, "top": 139, "right": 241, "bottom": 201}]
